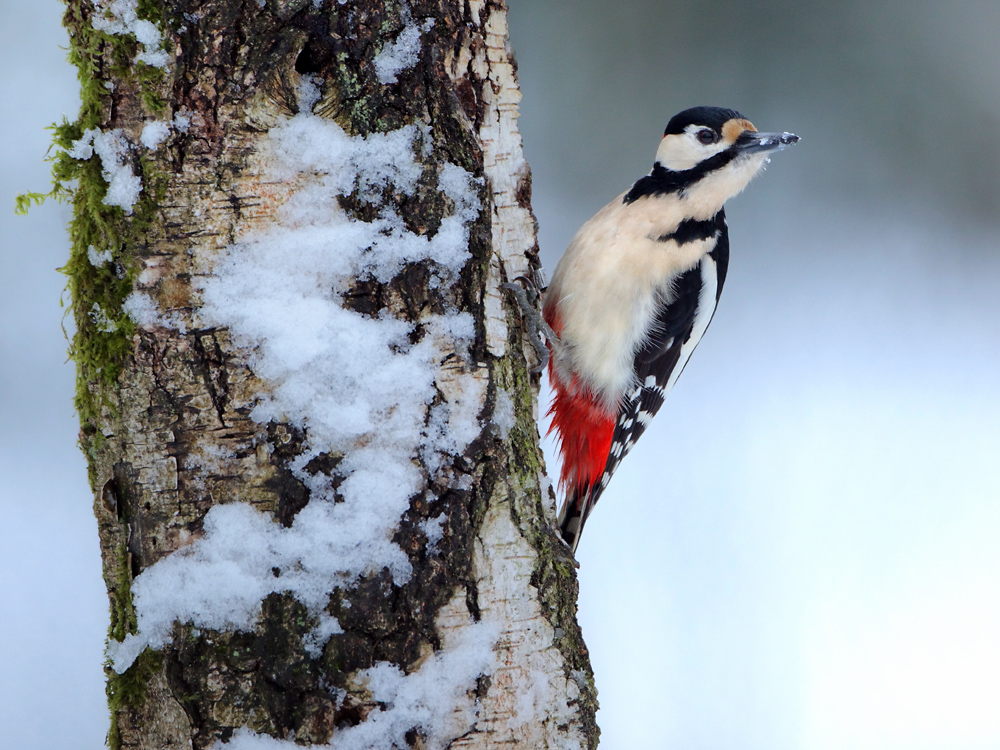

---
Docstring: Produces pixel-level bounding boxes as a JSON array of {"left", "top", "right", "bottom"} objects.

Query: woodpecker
[{"left": 539, "top": 106, "right": 798, "bottom": 552}]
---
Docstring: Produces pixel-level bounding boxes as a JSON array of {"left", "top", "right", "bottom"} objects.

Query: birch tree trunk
[{"left": 60, "top": 0, "right": 597, "bottom": 747}]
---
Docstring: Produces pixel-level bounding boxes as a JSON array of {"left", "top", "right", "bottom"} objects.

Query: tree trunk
[{"left": 60, "top": 0, "right": 597, "bottom": 747}]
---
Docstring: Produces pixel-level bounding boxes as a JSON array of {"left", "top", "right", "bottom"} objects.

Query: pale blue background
[{"left": 2, "top": 1, "right": 999, "bottom": 748}]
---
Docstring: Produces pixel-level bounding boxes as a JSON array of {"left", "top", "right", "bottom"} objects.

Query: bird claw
[{"left": 502, "top": 276, "right": 557, "bottom": 374}]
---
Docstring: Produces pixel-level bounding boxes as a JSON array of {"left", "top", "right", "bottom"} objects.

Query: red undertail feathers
[{"left": 543, "top": 305, "right": 615, "bottom": 552}]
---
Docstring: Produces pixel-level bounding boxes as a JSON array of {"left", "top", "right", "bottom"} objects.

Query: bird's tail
[{"left": 557, "top": 485, "right": 601, "bottom": 553}]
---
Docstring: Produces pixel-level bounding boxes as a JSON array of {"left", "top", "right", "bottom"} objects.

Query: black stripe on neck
[
  {"left": 623, "top": 150, "right": 738, "bottom": 204},
  {"left": 656, "top": 213, "right": 724, "bottom": 245}
]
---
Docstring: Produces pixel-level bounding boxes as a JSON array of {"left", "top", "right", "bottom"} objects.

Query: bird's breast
[{"left": 547, "top": 196, "right": 717, "bottom": 407}]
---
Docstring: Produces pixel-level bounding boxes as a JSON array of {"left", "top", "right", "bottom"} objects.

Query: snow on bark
[
  {"left": 81, "top": 1, "right": 595, "bottom": 746},
  {"left": 90, "top": 0, "right": 171, "bottom": 68},
  {"left": 215, "top": 592, "right": 501, "bottom": 750},
  {"left": 108, "top": 85, "right": 487, "bottom": 701},
  {"left": 440, "top": 7, "right": 590, "bottom": 749},
  {"left": 373, "top": 7, "right": 435, "bottom": 84},
  {"left": 68, "top": 128, "right": 142, "bottom": 213}
]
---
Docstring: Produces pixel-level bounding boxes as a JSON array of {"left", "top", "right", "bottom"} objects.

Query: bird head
[{"left": 651, "top": 106, "right": 799, "bottom": 214}]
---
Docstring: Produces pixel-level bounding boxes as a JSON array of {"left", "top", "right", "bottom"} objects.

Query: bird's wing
[
  {"left": 586, "top": 223, "right": 730, "bottom": 516},
  {"left": 601, "top": 263, "right": 708, "bottom": 477}
]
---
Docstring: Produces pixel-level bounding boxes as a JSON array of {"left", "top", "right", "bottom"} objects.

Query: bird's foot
[{"left": 501, "top": 275, "right": 560, "bottom": 374}]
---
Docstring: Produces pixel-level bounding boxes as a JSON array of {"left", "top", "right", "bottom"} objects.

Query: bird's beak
[{"left": 735, "top": 130, "right": 800, "bottom": 154}]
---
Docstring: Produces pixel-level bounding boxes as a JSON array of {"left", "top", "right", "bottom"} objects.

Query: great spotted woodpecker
[{"left": 537, "top": 106, "right": 798, "bottom": 552}]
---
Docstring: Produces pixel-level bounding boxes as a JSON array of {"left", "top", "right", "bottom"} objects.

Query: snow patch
[
  {"left": 420, "top": 514, "right": 446, "bottom": 552},
  {"left": 374, "top": 12, "right": 435, "bottom": 84},
  {"left": 297, "top": 73, "right": 322, "bottom": 113},
  {"left": 140, "top": 120, "right": 171, "bottom": 149},
  {"left": 69, "top": 128, "right": 142, "bottom": 213},
  {"left": 213, "top": 599, "right": 499, "bottom": 750},
  {"left": 89, "top": 303, "right": 118, "bottom": 333},
  {"left": 172, "top": 111, "right": 191, "bottom": 132},
  {"left": 87, "top": 245, "right": 113, "bottom": 266},
  {"left": 139, "top": 112, "right": 191, "bottom": 148},
  {"left": 91, "top": 0, "right": 170, "bottom": 68},
  {"left": 109, "top": 503, "right": 363, "bottom": 670},
  {"left": 122, "top": 290, "right": 187, "bottom": 332},
  {"left": 108, "top": 96, "right": 485, "bottom": 674}
]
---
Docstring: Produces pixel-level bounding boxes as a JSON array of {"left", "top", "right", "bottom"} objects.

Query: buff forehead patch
[{"left": 722, "top": 118, "right": 757, "bottom": 142}]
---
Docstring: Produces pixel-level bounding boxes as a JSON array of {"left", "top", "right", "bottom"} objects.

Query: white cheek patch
[{"left": 655, "top": 127, "right": 728, "bottom": 171}]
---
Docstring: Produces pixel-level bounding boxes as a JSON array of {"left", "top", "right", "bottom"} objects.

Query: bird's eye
[{"left": 697, "top": 129, "right": 717, "bottom": 145}]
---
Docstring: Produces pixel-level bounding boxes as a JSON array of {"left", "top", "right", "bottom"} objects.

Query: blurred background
[{"left": 2, "top": 1, "right": 999, "bottom": 748}]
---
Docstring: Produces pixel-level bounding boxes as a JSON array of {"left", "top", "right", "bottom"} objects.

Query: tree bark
[{"left": 61, "top": 0, "right": 597, "bottom": 748}]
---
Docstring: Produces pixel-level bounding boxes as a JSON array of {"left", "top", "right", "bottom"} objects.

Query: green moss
[
  {"left": 16, "top": 3, "right": 176, "bottom": 471},
  {"left": 109, "top": 543, "right": 136, "bottom": 642},
  {"left": 106, "top": 649, "right": 163, "bottom": 750},
  {"left": 108, "top": 649, "right": 162, "bottom": 712},
  {"left": 15, "top": 11, "right": 177, "bottom": 745},
  {"left": 97, "top": 0, "right": 172, "bottom": 112},
  {"left": 136, "top": 0, "right": 170, "bottom": 29},
  {"left": 106, "top": 542, "right": 162, "bottom": 750}
]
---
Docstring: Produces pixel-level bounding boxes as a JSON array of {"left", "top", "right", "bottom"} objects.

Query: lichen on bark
[{"left": 52, "top": 0, "right": 599, "bottom": 747}]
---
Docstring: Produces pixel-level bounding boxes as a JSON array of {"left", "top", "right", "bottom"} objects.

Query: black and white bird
[{"left": 537, "top": 106, "right": 798, "bottom": 552}]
